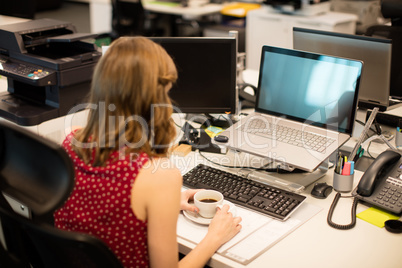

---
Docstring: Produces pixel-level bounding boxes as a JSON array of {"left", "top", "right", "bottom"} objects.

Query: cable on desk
[
  {"left": 327, "top": 192, "right": 358, "bottom": 230},
  {"left": 366, "top": 141, "right": 376, "bottom": 159},
  {"left": 173, "top": 120, "right": 182, "bottom": 129}
]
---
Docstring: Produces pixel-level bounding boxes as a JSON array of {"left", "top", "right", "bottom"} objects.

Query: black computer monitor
[
  {"left": 293, "top": 27, "right": 392, "bottom": 111},
  {"left": 149, "top": 37, "right": 237, "bottom": 115}
]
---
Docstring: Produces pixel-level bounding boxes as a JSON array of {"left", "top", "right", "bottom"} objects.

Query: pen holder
[
  {"left": 396, "top": 131, "right": 402, "bottom": 148},
  {"left": 333, "top": 172, "right": 354, "bottom": 193}
]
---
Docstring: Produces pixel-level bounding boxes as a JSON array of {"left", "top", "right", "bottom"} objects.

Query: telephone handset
[{"left": 352, "top": 150, "right": 402, "bottom": 214}]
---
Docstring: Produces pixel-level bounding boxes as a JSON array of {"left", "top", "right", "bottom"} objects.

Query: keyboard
[
  {"left": 240, "top": 118, "right": 335, "bottom": 153},
  {"left": 183, "top": 164, "right": 306, "bottom": 221}
]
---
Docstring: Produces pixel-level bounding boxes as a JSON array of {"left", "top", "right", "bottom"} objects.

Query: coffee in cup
[{"left": 194, "top": 190, "right": 223, "bottom": 218}]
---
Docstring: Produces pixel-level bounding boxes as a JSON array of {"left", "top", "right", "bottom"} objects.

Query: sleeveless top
[{"left": 54, "top": 132, "right": 150, "bottom": 267}]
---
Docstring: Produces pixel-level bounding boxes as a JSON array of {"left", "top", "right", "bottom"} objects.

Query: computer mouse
[
  {"left": 214, "top": 135, "right": 228, "bottom": 143},
  {"left": 311, "top": 182, "right": 333, "bottom": 199}
]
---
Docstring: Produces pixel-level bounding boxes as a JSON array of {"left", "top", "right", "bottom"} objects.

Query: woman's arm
[
  {"left": 132, "top": 158, "right": 182, "bottom": 267},
  {"left": 132, "top": 159, "right": 242, "bottom": 268}
]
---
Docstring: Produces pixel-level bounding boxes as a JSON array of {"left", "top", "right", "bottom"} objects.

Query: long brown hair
[{"left": 72, "top": 37, "right": 178, "bottom": 166}]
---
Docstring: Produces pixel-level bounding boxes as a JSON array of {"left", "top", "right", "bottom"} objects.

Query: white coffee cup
[{"left": 194, "top": 190, "right": 223, "bottom": 218}]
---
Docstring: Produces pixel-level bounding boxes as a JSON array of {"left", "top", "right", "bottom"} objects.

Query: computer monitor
[
  {"left": 293, "top": 27, "right": 392, "bottom": 111},
  {"left": 149, "top": 37, "right": 237, "bottom": 115}
]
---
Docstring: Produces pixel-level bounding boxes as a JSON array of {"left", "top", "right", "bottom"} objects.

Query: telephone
[{"left": 352, "top": 150, "right": 402, "bottom": 214}]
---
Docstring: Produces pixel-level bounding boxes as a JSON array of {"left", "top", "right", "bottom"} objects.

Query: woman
[{"left": 54, "top": 36, "right": 242, "bottom": 268}]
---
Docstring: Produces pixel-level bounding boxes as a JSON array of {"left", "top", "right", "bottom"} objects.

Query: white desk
[
  {"left": 144, "top": 1, "right": 222, "bottom": 17},
  {"left": 186, "top": 70, "right": 402, "bottom": 267},
  {"left": 173, "top": 150, "right": 402, "bottom": 268},
  {"left": 0, "top": 15, "right": 29, "bottom": 25},
  {"left": 89, "top": 0, "right": 224, "bottom": 34}
]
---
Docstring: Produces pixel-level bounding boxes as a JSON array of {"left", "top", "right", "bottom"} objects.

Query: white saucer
[{"left": 183, "top": 200, "right": 237, "bottom": 225}]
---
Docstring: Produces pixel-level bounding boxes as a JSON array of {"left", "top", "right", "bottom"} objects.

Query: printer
[{"left": 0, "top": 18, "right": 101, "bottom": 126}]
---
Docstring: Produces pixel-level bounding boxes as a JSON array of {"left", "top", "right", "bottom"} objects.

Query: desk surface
[
  {"left": 173, "top": 150, "right": 402, "bottom": 268},
  {"left": 91, "top": 0, "right": 223, "bottom": 16},
  {"left": 0, "top": 15, "right": 29, "bottom": 25},
  {"left": 144, "top": 1, "right": 223, "bottom": 17}
]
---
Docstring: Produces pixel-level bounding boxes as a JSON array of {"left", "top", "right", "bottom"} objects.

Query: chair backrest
[
  {"left": 0, "top": 121, "right": 123, "bottom": 268},
  {"left": 380, "top": 0, "right": 402, "bottom": 26},
  {"left": 0, "top": 206, "right": 124, "bottom": 268},
  {"left": 111, "top": 0, "right": 145, "bottom": 36},
  {"left": 0, "top": 120, "right": 74, "bottom": 224}
]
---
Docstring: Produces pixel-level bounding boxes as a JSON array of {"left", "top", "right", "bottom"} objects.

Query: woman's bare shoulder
[{"left": 139, "top": 157, "right": 182, "bottom": 185}]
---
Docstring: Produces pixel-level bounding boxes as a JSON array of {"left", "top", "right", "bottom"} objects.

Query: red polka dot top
[{"left": 54, "top": 132, "right": 150, "bottom": 267}]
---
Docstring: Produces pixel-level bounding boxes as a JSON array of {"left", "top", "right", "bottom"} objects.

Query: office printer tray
[{"left": 10, "top": 34, "right": 101, "bottom": 71}]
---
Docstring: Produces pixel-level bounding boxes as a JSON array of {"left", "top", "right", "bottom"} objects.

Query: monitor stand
[
  {"left": 185, "top": 113, "right": 236, "bottom": 129},
  {"left": 238, "top": 159, "right": 329, "bottom": 193}
]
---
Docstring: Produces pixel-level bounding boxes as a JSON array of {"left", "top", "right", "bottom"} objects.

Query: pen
[
  {"left": 335, "top": 153, "right": 343, "bottom": 174},
  {"left": 336, "top": 155, "right": 344, "bottom": 174},
  {"left": 339, "top": 156, "right": 344, "bottom": 174}
]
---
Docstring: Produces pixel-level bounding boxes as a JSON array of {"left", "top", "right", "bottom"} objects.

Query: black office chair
[
  {"left": 0, "top": 206, "right": 124, "bottom": 268},
  {"left": 365, "top": 0, "right": 402, "bottom": 99},
  {"left": 0, "top": 121, "right": 123, "bottom": 268},
  {"left": 111, "top": 0, "right": 161, "bottom": 37}
]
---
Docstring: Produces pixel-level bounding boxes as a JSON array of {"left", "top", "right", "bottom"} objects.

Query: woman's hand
[
  {"left": 207, "top": 204, "right": 242, "bottom": 246},
  {"left": 180, "top": 189, "right": 204, "bottom": 213},
  {"left": 178, "top": 202, "right": 242, "bottom": 266}
]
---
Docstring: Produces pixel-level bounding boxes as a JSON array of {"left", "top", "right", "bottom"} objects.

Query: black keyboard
[{"left": 183, "top": 164, "right": 306, "bottom": 221}]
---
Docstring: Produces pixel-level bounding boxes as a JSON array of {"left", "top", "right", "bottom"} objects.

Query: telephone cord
[{"left": 327, "top": 192, "right": 358, "bottom": 230}]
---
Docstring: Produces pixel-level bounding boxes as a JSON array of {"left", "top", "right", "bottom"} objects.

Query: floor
[{"left": 35, "top": 1, "right": 91, "bottom": 33}]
